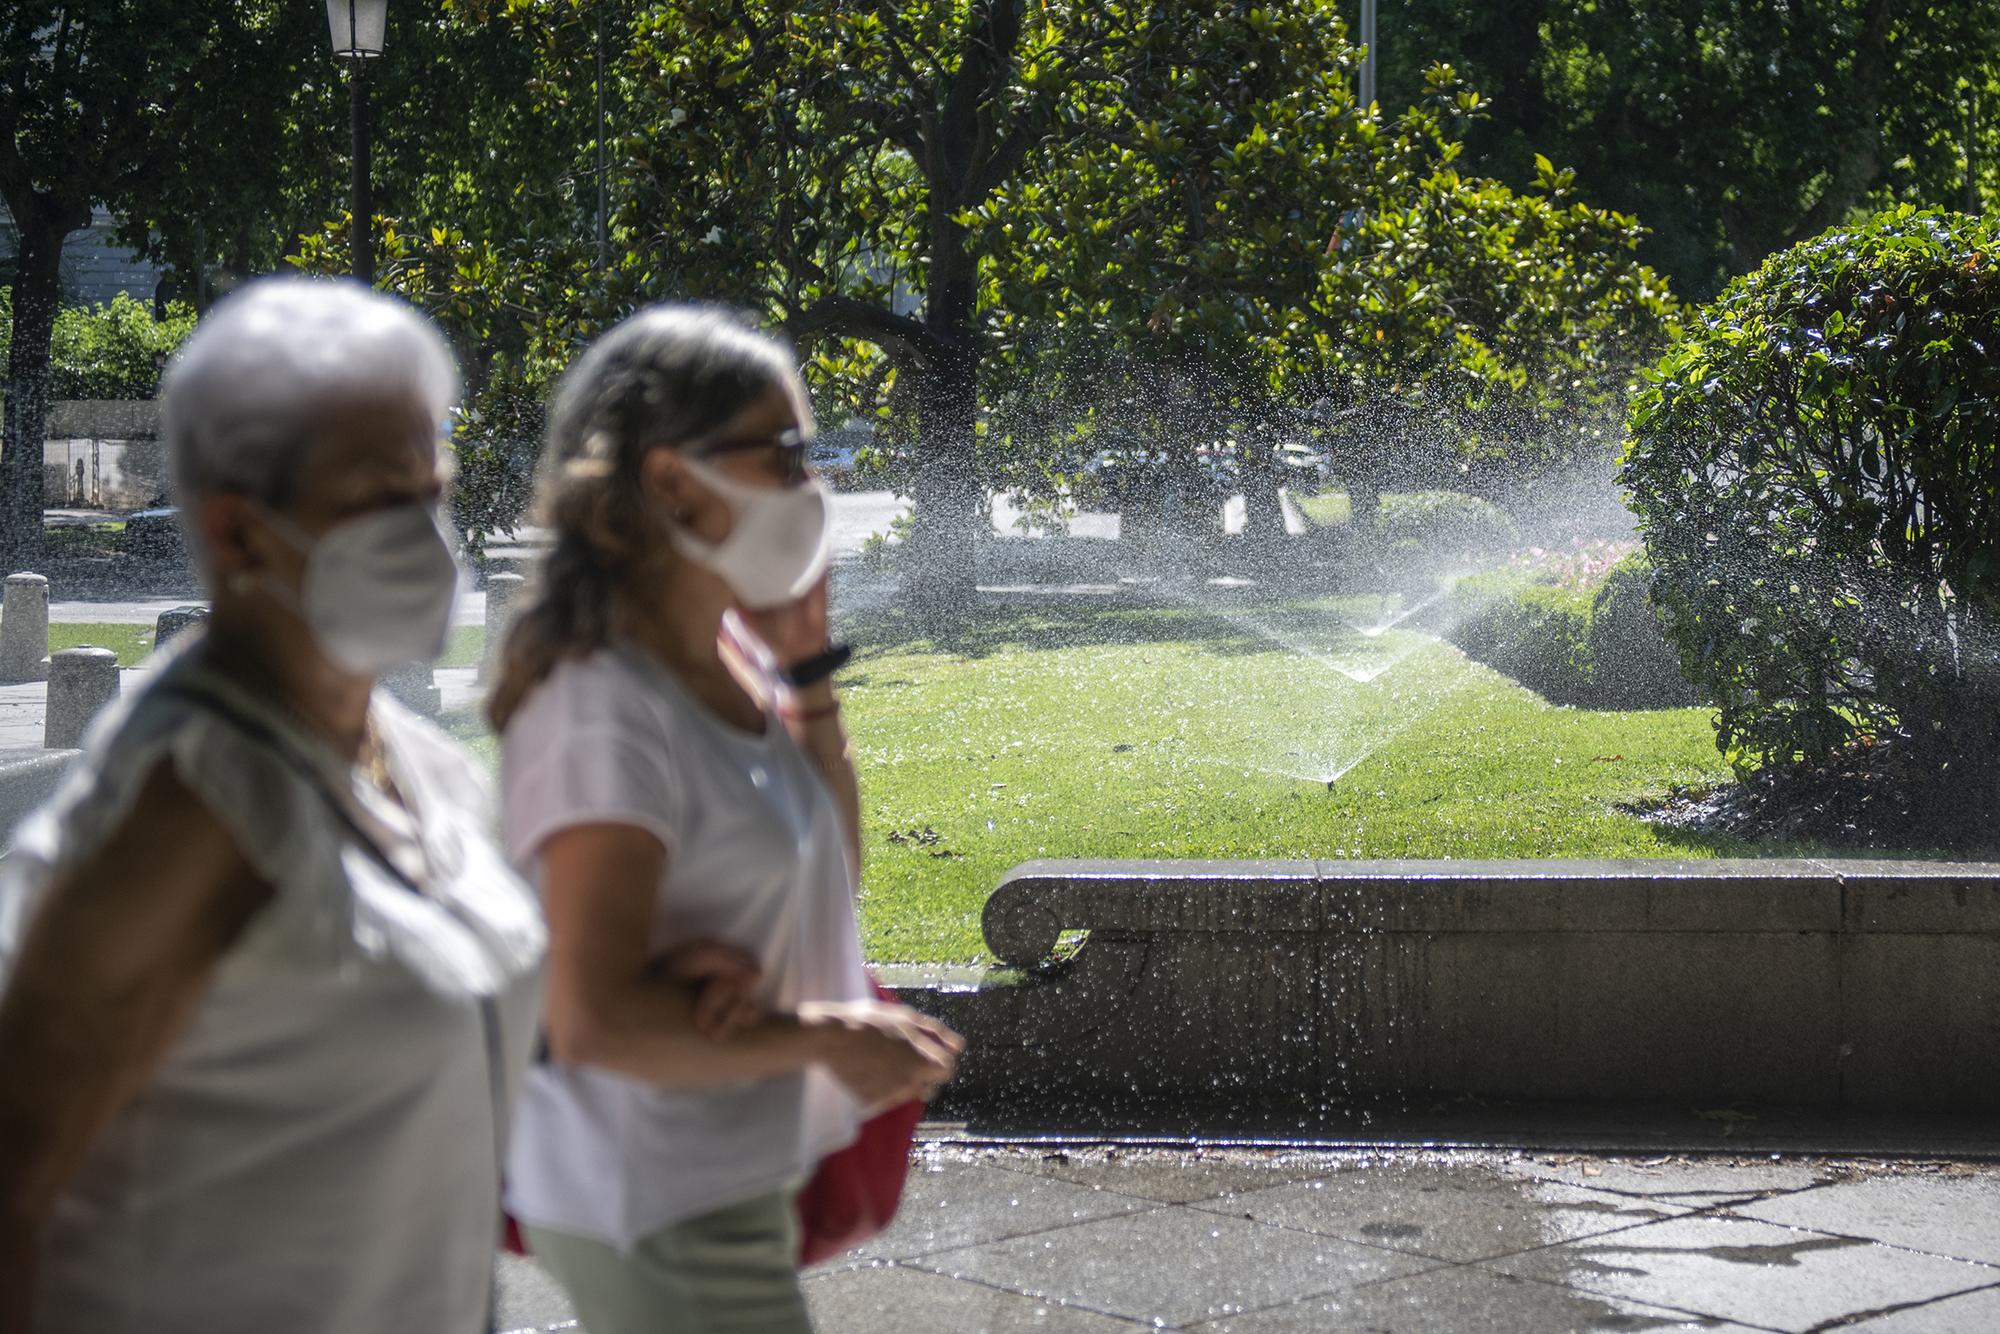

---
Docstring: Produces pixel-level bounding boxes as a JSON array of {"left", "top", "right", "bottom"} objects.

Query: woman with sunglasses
[{"left": 487, "top": 304, "right": 960, "bottom": 1334}]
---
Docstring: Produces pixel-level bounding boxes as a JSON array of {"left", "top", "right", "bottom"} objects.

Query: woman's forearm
[
  {"left": 544, "top": 970, "right": 835, "bottom": 1085},
  {"left": 785, "top": 681, "right": 862, "bottom": 881}
]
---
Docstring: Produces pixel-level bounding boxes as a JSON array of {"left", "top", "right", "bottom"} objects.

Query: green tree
[
  {"left": 1374, "top": 0, "right": 2000, "bottom": 301},
  {"left": 0, "top": 291, "right": 197, "bottom": 400},
  {"left": 0, "top": 1, "right": 340, "bottom": 567},
  {"left": 991, "top": 53, "right": 1675, "bottom": 537},
  {"left": 608, "top": 0, "right": 1157, "bottom": 600}
]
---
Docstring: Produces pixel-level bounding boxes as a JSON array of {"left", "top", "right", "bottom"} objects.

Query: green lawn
[
  {"left": 440, "top": 624, "right": 483, "bottom": 669},
  {"left": 62, "top": 594, "right": 1748, "bottom": 965},
  {"left": 49, "top": 622, "right": 155, "bottom": 665},
  {"left": 837, "top": 595, "right": 1740, "bottom": 961},
  {"left": 35, "top": 621, "right": 484, "bottom": 670}
]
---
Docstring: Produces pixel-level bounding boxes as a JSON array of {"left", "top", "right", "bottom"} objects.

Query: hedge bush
[
  {"left": 1622, "top": 206, "right": 2000, "bottom": 777},
  {"left": 1585, "top": 554, "right": 1702, "bottom": 708},
  {"left": 1448, "top": 571, "right": 1595, "bottom": 703},
  {"left": 1377, "top": 491, "right": 1521, "bottom": 565},
  {"left": 0, "top": 292, "right": 197, "bottom": 400},
  {"left": 1448, "top": 552, "right": 1697, "bottom": 709}
]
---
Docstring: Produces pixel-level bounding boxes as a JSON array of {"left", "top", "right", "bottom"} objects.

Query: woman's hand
[
  {"left": 738, "top": 572, "right": 831, "bottom": 670},
  {"left": 653, "top": 941, "right": 764, "bottom": 1041},
  {"left": 799, "top": 999, "right": 964, "bottom": 1112}
]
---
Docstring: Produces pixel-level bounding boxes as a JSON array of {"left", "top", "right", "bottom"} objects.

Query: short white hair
[{"left": 161, "top": 277, "right": 460, "bottom": 517}]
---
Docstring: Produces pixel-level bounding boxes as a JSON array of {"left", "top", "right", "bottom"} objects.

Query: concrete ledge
[
  {"left": 0, "top": 748, "right": 78, "bottom": 850},
  {"left": 908, "top": 858, "right": 2000, "bottom": 1118}
]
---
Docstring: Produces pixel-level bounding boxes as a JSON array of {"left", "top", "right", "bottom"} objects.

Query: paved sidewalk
[{"left": 497, "top": 1145, "right": 2000, "bottom": 1333}]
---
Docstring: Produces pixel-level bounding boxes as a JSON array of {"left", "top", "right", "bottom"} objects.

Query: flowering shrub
[{"left": 1505, "top": 537, "right": 1636, "bottom": 591}]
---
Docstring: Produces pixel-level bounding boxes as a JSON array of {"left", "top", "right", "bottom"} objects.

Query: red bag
[
  {"left": 503, "top": 1209, "right": 529, "bottom": 1257},
  {"left": 795, "top": 978, "right": 927, "bottom": 1264},
  {"left": 795, "top": 1092, "right": 924, "bottom": 1265}
]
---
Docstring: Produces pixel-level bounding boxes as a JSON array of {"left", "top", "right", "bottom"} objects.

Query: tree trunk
[
  {"left": 907, "top": 342, "right": 981, "bottom": 610},
  {"left": 1, "top": 217, "right": 70, "bottom": 573},
  {"left": 1238, "top": 432, "right": 1287, "bottom": 545}
]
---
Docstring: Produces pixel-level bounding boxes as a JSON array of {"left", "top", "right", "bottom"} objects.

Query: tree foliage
[
  {"left": 0, "top": 0, "right": 340, "bottom": 564},
  {"left": 1375, "top": 0, "right": 2000, "bottom": 301},
  {"left": 0, "top": 292, "right": 196, "bottom": 400},
  {"left": 604, "top": 3, "right": 1675, "bottom": 560},
  {"left": 1623, "top": 206, "right": 2000, "bottom": 783},
  {"left": 291, "top": 217, "right": 605, "bottom": 555}
]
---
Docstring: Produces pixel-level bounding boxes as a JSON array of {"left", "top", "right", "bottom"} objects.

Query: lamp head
[{"left": 325, "top": 0, "right": 387, "bottom": 59}]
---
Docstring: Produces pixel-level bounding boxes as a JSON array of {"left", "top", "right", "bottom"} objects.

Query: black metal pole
[
  {"left": 351, "top": 61, "right": 374, "bottom": 285},
  {"left": 1359, "top": 0, "right": 1377, "bottom": 110},
  {"left": 595, "top": 2, "right": 608, "bottom": 267}
]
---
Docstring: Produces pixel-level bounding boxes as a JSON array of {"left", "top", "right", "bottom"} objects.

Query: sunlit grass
[
  {"left": 29, "top": 621, "right": 484, "bottom": 671},
  {"left": 48, "top": 622, "right": 154, "bottom": 666},
  {"left": 440, "top": 625, "right": 483, "bottom": 669},
  {"left": 837, "top": 596, "right": 1737, "bottom": 962}
]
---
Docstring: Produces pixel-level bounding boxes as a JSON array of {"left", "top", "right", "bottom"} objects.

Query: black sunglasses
[{"left": 690, "top": 426, "right": 812, "bottom": 485}]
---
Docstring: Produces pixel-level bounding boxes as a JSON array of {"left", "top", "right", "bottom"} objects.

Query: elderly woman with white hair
[{"left": 0, "top": 278, "right": 545, "bottom": 1333}]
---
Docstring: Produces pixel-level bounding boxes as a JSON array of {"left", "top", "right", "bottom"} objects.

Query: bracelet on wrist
[{"left": 779, "top": 700, "right": 843, "bottom": 724}]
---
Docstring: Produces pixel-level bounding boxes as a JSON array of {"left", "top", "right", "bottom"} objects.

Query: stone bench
[{"left": 921, "top": 857, "right": 2000, "bottom": 1116}]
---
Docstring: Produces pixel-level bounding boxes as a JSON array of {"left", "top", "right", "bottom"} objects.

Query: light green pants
[{"left": 524, "top": 1189, "right": 812, "bottom": 1334}]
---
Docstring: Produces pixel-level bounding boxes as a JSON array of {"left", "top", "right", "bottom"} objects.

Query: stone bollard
[
  {"left": 45, "top": 647, "right": 120, "bottom": 749},
  {"left": 0, "top": 573, "right": 51, "bottom": 684},
  {"left": 154, "top": 604, "right": 210, "bottom": 653},
  {"left": 478, "top": 573, "right": 527, "bottom": 684}
]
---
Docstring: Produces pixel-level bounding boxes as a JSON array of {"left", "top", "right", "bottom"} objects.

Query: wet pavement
[{"left": 495, "top": 1144, "right": 2000, "bottom": 1333}]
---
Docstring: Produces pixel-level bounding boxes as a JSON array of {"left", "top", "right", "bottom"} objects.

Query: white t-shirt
[
  {"left": 500, "top": 641, "right": 870, "bottom": 1249},
  {"left": 0, "top": 640, "right": 547, "bottom": 1334}
]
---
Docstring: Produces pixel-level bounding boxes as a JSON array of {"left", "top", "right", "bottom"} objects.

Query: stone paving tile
[
  {"left": 1730, "top": 1174, "right": 2000, "bottom": 1267},
  {"left": 811, "top": 1160, "right": 1150, "bottom": 1270},
  {"left": 806, "top": 1263, "right": 1142, "bottom": 1332},
  {"left": 909, "top": 1204, "right": 1432, "bottom": 1327},
  {"left": 987, "top": 1145, "right": 1331, "bottom": 1204},
  {"left": 1485, "top": 1213, "right": 1997, "bottom": 1333},
  {"left": 1187, "top": 1264, "right": 1760, "bottom": 1333},
  {"left": 495, "top": 1252, "right": 578, "bottom": 1332},
  {"left": 1841, "top": 1281, "right": 2000, "bottom": 1331},
  {"left": 1195, "top": 1159, "right": 1697, "bottom": 1263},
  {"left": 0, "top": 682, "right": 49, "bottom": 750},
  {"left": 1503, "top": 1155, "right": 1834, "bottom": 1205}
]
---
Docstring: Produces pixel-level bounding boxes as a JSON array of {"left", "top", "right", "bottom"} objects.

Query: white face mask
[
  {"left": 256, "top": 500, "right": 461, "bottom": 676},
  {"left": 667, "top": 454, "right": 833, "bottom": 609}
]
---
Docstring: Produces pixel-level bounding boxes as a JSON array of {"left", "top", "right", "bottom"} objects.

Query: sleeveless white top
[
  {"left": 500, "top": 641, "right": 870, "bottom": 1249},
  {"left": 0, "top": 639, "right": 546, "bottom": 1333}
]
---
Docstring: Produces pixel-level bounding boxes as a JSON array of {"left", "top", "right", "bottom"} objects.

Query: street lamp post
[
  {"left": 325, "top": 0, "right": 444, "bottom": 716},
  {"left": 326, "top": 0, "right": 388, "bottom": 283},
  {"left": 1359, "top": 0, "right": 1377, "bottom": 111}
]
